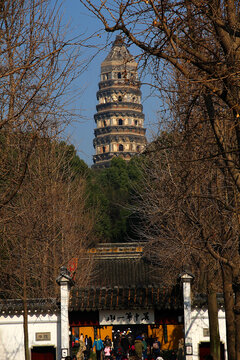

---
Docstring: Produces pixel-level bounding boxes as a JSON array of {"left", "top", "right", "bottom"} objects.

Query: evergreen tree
[{"left": 88, "top": 156, "right": 143, "bottom": 243}]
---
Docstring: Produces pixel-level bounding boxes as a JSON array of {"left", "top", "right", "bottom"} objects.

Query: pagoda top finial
[
  {"left": 102, "top": 34, "right": 136, "bottom": 66},
  {"left": 113, "top": 34, "right": 124, "bottom": 46}
]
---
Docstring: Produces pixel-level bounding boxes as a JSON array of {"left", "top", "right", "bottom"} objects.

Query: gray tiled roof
[
  {"left": 90, "top": 257, "right": 158, "bottom": 287},
  {"left": 70, "top": 285, "right": 182, "bottom": 312},
  {"left": 0, "top": 298, "right": 59, "bottom": 315},
  {"left": 70, "top": 244, "right": 183, "bottom": 311}
]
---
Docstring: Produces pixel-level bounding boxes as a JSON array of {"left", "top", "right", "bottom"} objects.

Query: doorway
[
  {"left": 112, "top": 324, "right": 148, "bottom": 346},
  {"left": 31, "top": 346, "right": 56, "bottom": 360},
  {"left": 199, "top": 342, "right": 225, "bottom": 360}
]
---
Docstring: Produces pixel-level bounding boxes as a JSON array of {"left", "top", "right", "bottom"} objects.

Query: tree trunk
[
  {"left": 234, "top": 283, "right": 240, "bottom": 360},
  {"left": 23, "top": 272, "right": 30, "bottom": 360},
  {"left": 208, "top": 290, "right": 221, "bottom": 360},
  {"left": 222, "top": 265, "right": 235, "bottom": 360}
]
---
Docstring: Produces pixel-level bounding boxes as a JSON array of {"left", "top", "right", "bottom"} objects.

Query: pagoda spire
[{"left": 92, "top": 35, "right": 147, "bottom": 168}]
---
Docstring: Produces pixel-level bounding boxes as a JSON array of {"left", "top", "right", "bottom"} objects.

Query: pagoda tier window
[
  {"left": 118, "top": 72, "right": 122, "bottom": 79},
  {"left": 118, "top": 95, "right": 122, "bottom": 102},
  {"left": 118, "top": 119, "right": 123, "bottom": 125},
  {"left": 101, "top": 73, "right": 111, "bottom": 81},
  {"left": 119, "top": 144, "right": 124, "bottom": 151},
  {"left": 135, "top": 120, "right": 138, "bottom": 126},
  {"left": 103, "top": 146, "right": 106, "bottom": 153}
]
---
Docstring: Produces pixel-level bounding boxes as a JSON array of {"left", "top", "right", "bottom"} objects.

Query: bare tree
[
  {"left": 79, "top": 2, "right": 240, "bottom": 359},
  {"left": 137, "top": 131, "right": 230, "bottom": 359},
  {"left": 0, "top": 1, "right": 92, "bottom": 359},
  {"left": 79, "top": 0, "right": 240, "bottom": 190},
  {"left": 133, "top": 74, "right": 240, "bottom": 359},
  {"left": 0, "top": 138, "right": 95, "bottom": 360},
  {"left": 0, "top": 0, "right": 81, "bottom": 209}
]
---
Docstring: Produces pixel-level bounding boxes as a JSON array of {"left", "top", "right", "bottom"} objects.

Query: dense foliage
[{"left": 88, "top": 157, "right": 143, "bottom": 243}]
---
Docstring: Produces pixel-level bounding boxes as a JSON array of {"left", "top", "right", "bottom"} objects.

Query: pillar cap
[
  {"left": 179, "top": 270, "right": 194, "bottom": 283},
  {"left": 56, "top": 266, "right": 75, "bottom": 287}
]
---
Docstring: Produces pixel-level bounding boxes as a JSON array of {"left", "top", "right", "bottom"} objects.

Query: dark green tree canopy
[{"left": 88, "top": 156, "right": 143, "bottom": 243}]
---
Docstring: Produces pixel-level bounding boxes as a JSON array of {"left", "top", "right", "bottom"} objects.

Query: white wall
[
  {"left": 190, "top": 308, "right": 227, "bottom": 360},
  {"left": 0, "top": 313, "right": 60, "bottom": 360}
]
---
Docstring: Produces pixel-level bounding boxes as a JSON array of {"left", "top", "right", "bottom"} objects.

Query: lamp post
[
  {"left": 56, "top": 267, "right": 75, "bottom": 359},
  {"left": 180, "top": 271, "right": 194, "bottom": 360}
]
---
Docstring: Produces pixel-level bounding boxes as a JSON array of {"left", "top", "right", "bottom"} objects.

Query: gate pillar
[{"left": 56, "top": 267, "right": 74, "bottom": 359}]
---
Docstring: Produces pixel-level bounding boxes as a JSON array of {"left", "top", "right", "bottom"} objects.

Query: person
[
  {"left": 93, "top": 337, "right": 104, "bottom": 360},
  {"left": 177, "top": 338, "right": 184, "bottom": 360},
  {"left": 84, "top": 335, "right": 91, "bottom": 360},
  {"left": 104, "top": 345, "right": 112, "bottom": 360},
  {"left": 129, "top": 343, "right": 136, "bottom": 360},
  {"left": 134, "top": 336, "right": 144, "bottom": 360},
  {"left": 104, "top": 335, "right": 112, "bottom": 348},
  {"left": 76, "top": 335, "right": 87, "bottom": 360},
  {"left": 114, "top": 339, "right": 123, "bottom": 360},
  {"left": 127, "top": 332, "right": 133, "bottom": 347},
  {"left": 113, "top": 331, "right": 120, "bottom": 350},
  {"left": 88, "top": 336, "right": 93, "bottom": 351},
  {"left": 152, "top": 338, "right": 160, "bottom": 360},
  {"left": 147, "top": 336, "right": 154, "bottom": 355},
  {"left": 120, "top": 335, "right": 129, "bottom": 358},
  {"left": 142, "top": 336, "right": 148, "bottom": 360}
]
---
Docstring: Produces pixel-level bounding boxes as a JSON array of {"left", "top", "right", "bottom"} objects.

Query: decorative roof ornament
[
  {"left": 102, "top": 35, "right": 135, "bottom": 64},
  {"left": 56, "top": 266, "right": 75, "bottom": 287},
  {"left": 114, "top": 34, "right": 124, "bottom": 45}
]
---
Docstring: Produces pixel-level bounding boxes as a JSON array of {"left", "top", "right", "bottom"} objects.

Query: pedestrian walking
[
  {"left": 84, "top": 335, "right": 92, "bottom": 360},
  {"left": 104, "top": 335, "right": 112, "bottom": 348},
  {"left": 129, "top": 343, "right": 136, "bottom": 360},
  {"left": 134, "top": 336, "right": 144, "bottom": 360},
  {"left": 93, "top": 337, "right": 104, "bottom": 360},
  {"left": 142, "top": 336, "right": 148, "bottom": 360},
  {"left": 104, "top": 345, "right": 112, "bottom": 360},
  {"left": 152, "top": 338, "right": 161, "bottom": 360},
  {"left": 89, "top": 336, "right": 93, "bottom": 350},
  {"left": 76, "top": 335, "right": 87, "bottom": 360},
  {"left": 121, "top": 335, "right": 129, "bottom": 358},
  {"left": 114, "top": 339, "right": 124, "bottom": 360}
]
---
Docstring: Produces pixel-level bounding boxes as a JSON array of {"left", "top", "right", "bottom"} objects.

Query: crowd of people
[
  {"left": 72, "top": 333, "right": 163, "bottom": 360},
  {"left": 110, "top": 333, "right": 162, "bottom": 360}
]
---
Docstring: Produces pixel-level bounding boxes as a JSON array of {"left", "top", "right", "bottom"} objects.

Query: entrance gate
[{"left": 31, "top": 346, "right": 56, "bottom": 360}]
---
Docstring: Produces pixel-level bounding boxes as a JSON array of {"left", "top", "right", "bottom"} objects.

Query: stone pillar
[
  {"left": 56, "top": 267, "right": 74, "bottom": 359},
  {"left": 180, "top": 271, "right": 194, "bottom": 360}
]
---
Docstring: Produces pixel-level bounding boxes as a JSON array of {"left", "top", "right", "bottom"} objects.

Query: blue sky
[{"left": 61, "top": 0, "right": 161, "bottom": 166}]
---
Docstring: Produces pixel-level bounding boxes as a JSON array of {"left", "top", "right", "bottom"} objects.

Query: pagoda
[{"left": 92, "top": 35, "right": 147, "bottom": 168}]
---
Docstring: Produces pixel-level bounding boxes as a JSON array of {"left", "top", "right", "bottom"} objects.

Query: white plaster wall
[
  {"left": 190, "top": 308, "right": 227, "bottom": 360},
  {"left": 0, "top": 313, "right": 60, "bottom": 360}
]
